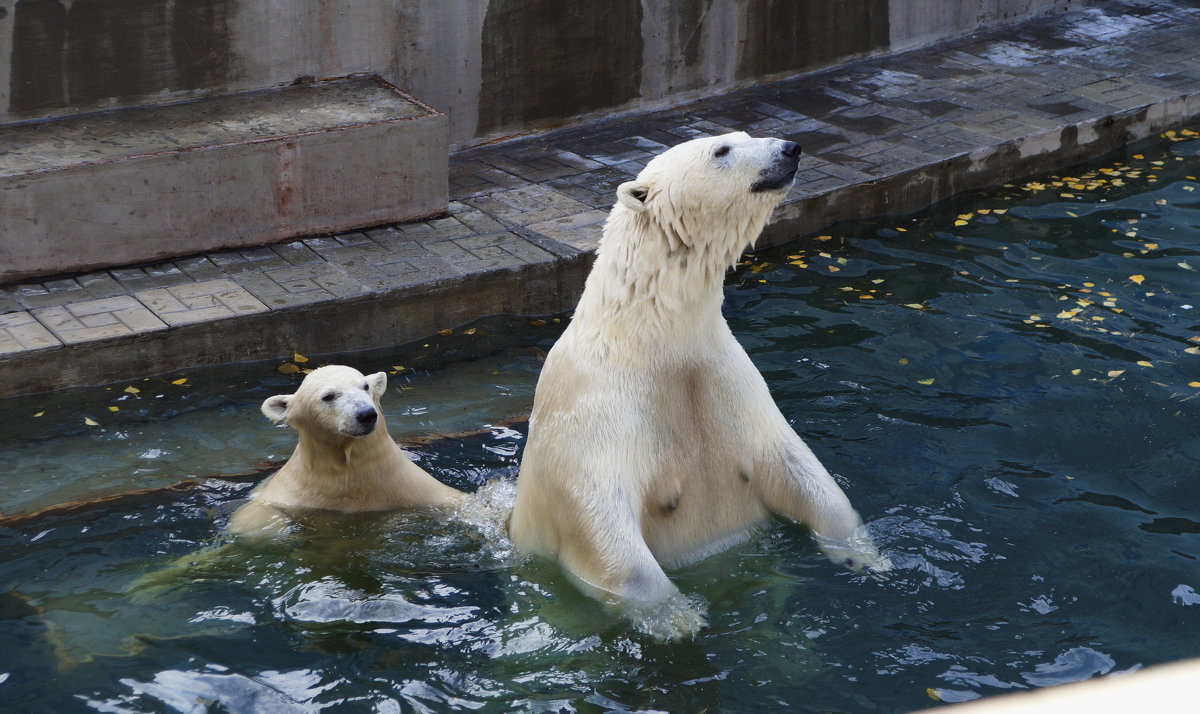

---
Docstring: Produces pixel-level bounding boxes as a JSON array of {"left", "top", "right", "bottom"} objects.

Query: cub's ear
[
  {"left": 366, "top": 371, "right": 388, "bottom": 398},
  {"left": 261, "top": 394, "right": 292, "bottom": 423},
  {"left": 616, "top": 181, "right": 650, "bottom": 213}
]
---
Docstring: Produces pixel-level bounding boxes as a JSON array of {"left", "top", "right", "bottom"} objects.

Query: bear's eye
[
  {"left": 713, "top": 145, "right": 731, "bottom": 159},
  {"left": 361, "top": 383, "right": 370, "bottom": 392},
  {"left": 321, "top": 392, "right": 337, "bottom": 403}
]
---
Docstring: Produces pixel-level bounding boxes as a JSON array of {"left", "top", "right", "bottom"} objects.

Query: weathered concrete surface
[
  {"left": 0, "top": 76, "right": 448, "bottom": 283},
  {"left": 1, "top": 0, "right": 1199, "bottom": 398},
  {"left": 2, "top": 0, "right": 1085, "bottom": 146}
]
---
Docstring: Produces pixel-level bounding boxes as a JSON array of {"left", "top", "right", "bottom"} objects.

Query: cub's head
[
  {"left": 614, "top": 132, "right": 800, "bottom": 255},
  {"left": 262, "top": 365, "right": 387, "bottom": 439}
]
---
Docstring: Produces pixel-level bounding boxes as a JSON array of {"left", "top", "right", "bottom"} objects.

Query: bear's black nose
[
  {"left": 356, "top": 407, "right": 378, "bottom": 426},
  {"left": 781, "top": 141, "right": 801, "bottom": 158}
]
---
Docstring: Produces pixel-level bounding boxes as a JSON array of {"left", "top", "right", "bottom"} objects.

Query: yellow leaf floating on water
[
  {"left": 108, "top": 406, "right": 119, "bottom": 412},
  {"left": 1129, "top": 275, "right": 1145, "bottom": 285},
  {"left": 1144, "top": 243, "right": 1159, "bottom": 250},
  {"left": 827, "top": 265, "right": 840, "bottom": 273},
  {"left": 1189, "top": 382, "right": 1200, "bottom": 388},
  {"left": 293, "top": 352, "right": 309, "bottom": 363},
  {"left": 1108, "top": 370, "right": 1126, "bottom": 378},
  {"left": 32, "top": 411, "right": 44, "bottom": 418},
  {"left": 84, "top": 417, "right": 99, "bottom": 426},
  {"left": 954, "top": 220, "right": 968, "bottom": 227},
  {"left": 464, "top": 327, "right": 477, "bottom": 335},
  {"left": 918, "top": 378, "right": 935, "bottom": 385},
  {"left": 904, "top": 304, "right": 926, "bottom": 310},
  {"left": 278, "top": 362, "right": 301, "bottom": 375},
  {"left": 124, "top": 386, "right": 140, "bottom": 395},
  {"left": 927, "top": 689, "right": 943, "bottom": 702},
  {"left": 1138, "top": 361, "right": 1154, "bottom": 368},
  {"left": 438, "top": 329, "right": 453, "bottom": 336},
  {"left": 1187, "top": 347, "right": 1200, "bottom": 355},
  {"left": 898, "top": 358, "right": 910, "bottom": 366},
  {"left": 1071, "top": 369, "right": 1082, "bottom": 376},
  {"left": 530, "top": 319, "right": 546, "bottom": 326},
  {"left": 172, "top": 377, "right": 188, "bottom": 385}
]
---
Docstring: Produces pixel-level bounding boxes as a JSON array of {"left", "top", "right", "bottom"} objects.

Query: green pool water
[{"left": 2, "top": 132, "right": 1200, "bottom": 713}]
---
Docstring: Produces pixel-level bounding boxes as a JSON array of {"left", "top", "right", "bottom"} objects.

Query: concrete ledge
[
  {"left": 0, "top": 75, "right": 448, "bottom": 283},
  {"left": 1, "top": 0, "right": 1199, "bottom": 399}
]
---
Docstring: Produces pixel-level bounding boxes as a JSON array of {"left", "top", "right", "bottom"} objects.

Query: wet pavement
[{"left": 3, "top": 0, "right": 1200, "bottom": 397}]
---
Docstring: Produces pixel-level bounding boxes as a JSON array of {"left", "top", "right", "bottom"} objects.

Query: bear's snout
[
  {"left": 355, "top": 406, "right": 378, "bottom": 427},
  {"left": 750, "top": 142, "right": 801, "bottom": 193}
]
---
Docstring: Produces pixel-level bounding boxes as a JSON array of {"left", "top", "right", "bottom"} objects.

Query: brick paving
[{"left": 3, "top": 0, "right": 1200, "bottom": 395}]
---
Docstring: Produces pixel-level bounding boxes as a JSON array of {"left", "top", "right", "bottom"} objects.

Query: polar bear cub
[
  {"left": 228, "top": 365, "right": 465, "bottom": 535},
  {"left": 509, "top": 132, "right": 886, "bottom": 635}
]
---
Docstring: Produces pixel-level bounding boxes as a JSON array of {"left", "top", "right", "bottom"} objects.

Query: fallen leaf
[
  {"left": 954, "top": 219, "right": 968, "bottom": 227},
  {"left": 293, "top": 352, "right": 309, "bottom": 363},
  {"left": 529, "top": 319, "right": 546, "bottom": 326},
  {"left": 918, "top": 378, "right": 935, "bottom": 385},
  {"left": 278, "top": 363, "right": 301, "bottom": 375},
  {"left": 816, "top": 235, "right": 833, "bottom": 241},
  {"left": 124, "top": 386, "right": 140, "bottom": 395},
  {"left": 904, "top": 303, "right": 926, "bottom": 310},
  {"left": 827, "top": 265, "right": 840, "bottom": 273},
  {"left": 1189, "top": 382, "right": 1200, "bottom": 388},
  {"left": 438, "top": 328, "right": 453, "bottom": 336},
  {"left": 392, "top": 365, "right": 405, "bottom": 372},
  {"left": 1071, "top": 369, "right": 1082, "bottom": 376},
  {"left": 108, "top": 406, "right": 119, "bottom": 412},
  {"left": 1107, "top": 370, "right": 1125, "bottom": 378},
  {"left": 84, "top": 417, "right": 99, "bottom": 426},
  {"left": 32, "top": 411, "right": 44, "bottom": 418},
  {"left": 898, "top": 358, "right": 910, "bottom": 366},
  {"left": 1138, "top": 361, "right": 1154, "bottom": 368},
  {"left": 1129, "top": 275, "right": 1145, "bottom": 285},
  {"left": 464, "top": 327, "right": 477, "bottom": 335},
  {"left": 172, "top": 377, "right": 188, "bottom": 385}
]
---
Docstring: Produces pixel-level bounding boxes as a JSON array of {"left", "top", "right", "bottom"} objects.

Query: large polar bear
[
  {"left": 229, "top": 365, "right": 466, "bottom": 535},
  {"left": 509, "top": 132, "right": 885, "bottom": 635}
]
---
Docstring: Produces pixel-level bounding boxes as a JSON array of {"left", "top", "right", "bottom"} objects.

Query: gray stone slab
[
  {"left": 0, "top": 311, "right": 62, "bottom": 355},
  {"left": 33, "top": 296, "right": 167, "bottom": 344},
  {"left": 0, "top": 76, "right": 448, "bottom": 283},
  {"left": 136, "top": 279, "right": 269, "bottom": 326}
]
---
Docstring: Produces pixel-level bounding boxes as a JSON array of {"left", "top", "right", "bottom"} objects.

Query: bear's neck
[
  {"left": 279, "top": 421, "right": 401, "bottom": 496},
  {"left": 572, "top": 207, "right": 758, "bottom": 351}
]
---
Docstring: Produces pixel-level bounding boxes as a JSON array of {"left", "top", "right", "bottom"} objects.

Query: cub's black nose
[
  {"left": 356, "top": 407, "right": 378, "bottom": 426},
  {"left": 781, "top": 141, "right": 801, "bottom": 158}
]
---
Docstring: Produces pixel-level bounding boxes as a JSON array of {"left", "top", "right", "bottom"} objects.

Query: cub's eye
[
  {"left": 714, "top": 145, "right": 731, "bottom": 158},
  {"left": 321, "top": 392, "right": 337, "bottom": 403},
  {"left": 361, "top": 383, "right": 370, "bottom": 392}
]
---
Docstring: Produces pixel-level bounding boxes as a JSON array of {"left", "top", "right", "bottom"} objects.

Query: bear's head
[
  {"left": 262, "top": 365, "right": 387, "bottom": 440},
  {"left": 613, "top": 132, "right": 801, "bottom": 258}
]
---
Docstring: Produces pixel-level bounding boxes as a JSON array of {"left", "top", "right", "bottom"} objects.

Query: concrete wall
[{"left": 2, "top": 0, "right": 1085, "bottom": 147}]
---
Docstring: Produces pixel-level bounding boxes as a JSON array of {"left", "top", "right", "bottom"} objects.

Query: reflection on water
[{"left": 3, "top": 133, "right": 1200, "bottom": 712}]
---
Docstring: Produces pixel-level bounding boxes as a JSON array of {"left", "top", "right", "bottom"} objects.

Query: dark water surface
[{"left": 2, "top": 132, "right": 1199, "bottom": 712}]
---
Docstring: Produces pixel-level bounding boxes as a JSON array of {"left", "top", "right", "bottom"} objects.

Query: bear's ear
[
  {"left": 616, "top": 181, "right": 650, "bottom": 213},
  {"left": 366, "top": 371, "right": 387, "bottom": 398},
  {"left": 261, "top": 394, "right": 292, "bottom": 423}
]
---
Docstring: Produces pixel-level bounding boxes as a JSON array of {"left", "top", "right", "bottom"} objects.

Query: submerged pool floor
[{"left": 2, "top": 133, "right": 1200, "bottom": 712}]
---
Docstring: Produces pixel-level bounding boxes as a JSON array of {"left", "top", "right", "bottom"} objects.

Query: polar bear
[
  {"left": 228, "top": 365, "right": 466, "bottom": 535},
  {"left": 509, "top": 132, "right": 886, "bottom": 635}
]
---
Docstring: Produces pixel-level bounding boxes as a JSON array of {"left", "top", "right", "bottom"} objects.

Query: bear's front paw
[
  {"left": 626, "top": 592, "right": 709, "bottom": 642},
  {"left": 817, "top": 526, "right": 892, "bottom": 577}
]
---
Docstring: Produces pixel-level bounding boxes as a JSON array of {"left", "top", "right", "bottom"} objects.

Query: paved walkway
[{"left": 3, "top": 0, "right": 1200, "bottom": 397}]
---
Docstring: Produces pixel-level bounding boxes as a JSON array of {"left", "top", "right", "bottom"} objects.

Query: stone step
[{"left": 0, "top": 75, "right": 447, "bottom": 283}]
